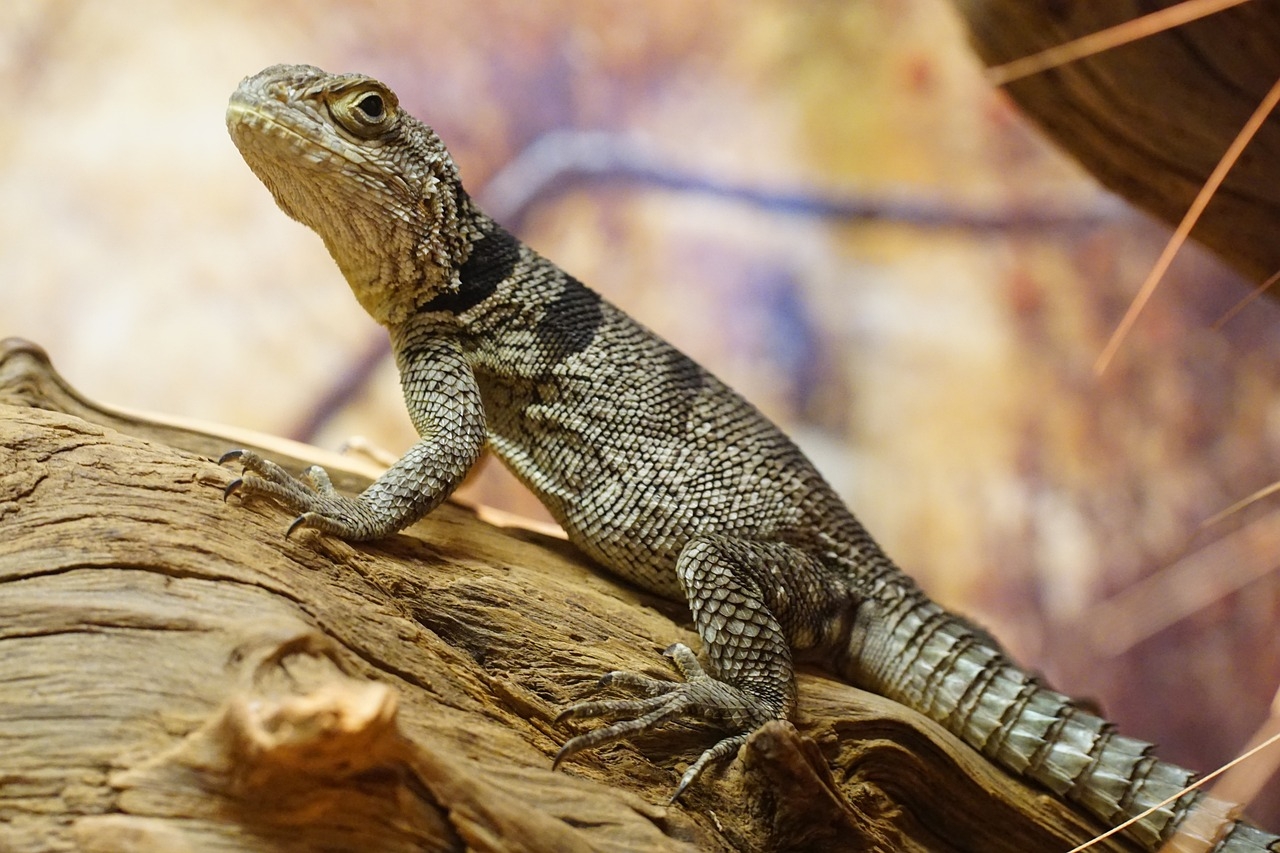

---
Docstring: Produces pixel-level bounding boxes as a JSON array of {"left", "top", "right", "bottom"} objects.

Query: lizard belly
[
  {"left": 486, "top": 408, "right": 696, "bottom": 597},
  {"left": 480, "top": 365, "right": 828, "bottom": 598}
]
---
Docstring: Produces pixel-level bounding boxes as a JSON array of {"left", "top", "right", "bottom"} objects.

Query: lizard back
[{"left": 444, "top": 222, "right": 869, "bottom": 597}]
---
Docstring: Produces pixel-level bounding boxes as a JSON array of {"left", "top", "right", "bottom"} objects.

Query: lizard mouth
[{"left": 226, "top": 99, "right": 351, "bottom": 172}]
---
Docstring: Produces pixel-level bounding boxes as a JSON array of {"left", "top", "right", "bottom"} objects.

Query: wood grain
[
  {"left": 0, "top": 337, "right": 1130, "bottom": 852},
  {"left": 952, "top": 0, "right": 1280, "bottom": 286}
]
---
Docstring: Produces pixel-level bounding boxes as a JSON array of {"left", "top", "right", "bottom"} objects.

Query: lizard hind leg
[{"left": 555, "top": 536, "right": 839, "bottom": 799}]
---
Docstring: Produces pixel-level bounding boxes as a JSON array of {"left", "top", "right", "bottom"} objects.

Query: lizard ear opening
[{"left": 326, "top": 81, "right": 398, "bottom": 139}]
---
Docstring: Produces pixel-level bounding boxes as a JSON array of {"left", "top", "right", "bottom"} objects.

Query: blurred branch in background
[
  {"left": 1082, "top": 511, "right": 1280, "bottom": 659},
  {"left": 481, "top": 130, "right": 1124, "bottom": 233},
  {"left": 288, "top": 129, "right": 1124, "bottom": 443}
]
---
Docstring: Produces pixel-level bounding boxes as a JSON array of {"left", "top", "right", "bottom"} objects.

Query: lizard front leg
[
  {"left": 555, "top": 536, "right": 851, "bottom": 800},
  {"left": 222, "top": 322, "right": 486, "bottom": 541}
]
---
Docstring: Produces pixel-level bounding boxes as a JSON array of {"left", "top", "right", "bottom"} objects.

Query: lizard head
[{"left": 227, "top": 64, "right": 478, "bottom": 327}]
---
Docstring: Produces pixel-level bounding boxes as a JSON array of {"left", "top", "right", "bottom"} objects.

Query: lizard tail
[{"left": 848, "top": 595, "right": 1279, "bottom": 851}]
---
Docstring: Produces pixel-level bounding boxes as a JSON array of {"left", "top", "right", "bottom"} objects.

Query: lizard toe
[
  {"left": 554, "top": 659, "right": 782, "bottom": 799},
  {"left": 670, "top": 732, "right": 749, "bottom": 803},
  {"left": 554, "top": 691, "right": 694, "bottom": 769}
]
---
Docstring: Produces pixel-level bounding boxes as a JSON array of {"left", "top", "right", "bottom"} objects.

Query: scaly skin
[{"left": 221, "top": 64, "right": 1277, "bottom": 851}]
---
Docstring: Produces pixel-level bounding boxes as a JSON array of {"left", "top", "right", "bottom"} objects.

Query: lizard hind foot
[{"left": 552, "top": 643, "right": 779, "bottom": 801}]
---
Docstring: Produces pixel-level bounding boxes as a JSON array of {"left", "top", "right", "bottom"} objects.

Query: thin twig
[
  {"left": 1094, "top": 73, "right": 1280, "bottom": 376},
  {"left": 1200, "top": 479, "right": 1280, "bottom": 530},
  {"left": 1069, "top": 729, "right": 1280, "bottom": 852},
  {"left": 986, "top": 0, "right": 1253, "bottom": 86},
  {"left": 1085, "top": 511, "right": 1280, "bottom": 657},
  {"left": 1212, "top": 267, "right": 1280, "bottom": 330}
]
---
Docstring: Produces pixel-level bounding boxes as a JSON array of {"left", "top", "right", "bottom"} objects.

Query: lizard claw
[
  {"left": 219, "top": 450, "right": 253, "bottom": 502},
  {"left": 285, "top": 513, "right": 318, "bottom": 538},
  {"left": 218, "top": 449, "right": 246, "bottom": 465}
]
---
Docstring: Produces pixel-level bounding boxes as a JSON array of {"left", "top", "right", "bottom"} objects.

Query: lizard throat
[{"left": 227, "top": 100, "right": 461, "bottom": 328}]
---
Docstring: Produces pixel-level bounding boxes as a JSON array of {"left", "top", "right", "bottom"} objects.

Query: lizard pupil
[{"left": 356, "top": 94, "right": 384, "bottom": 119}]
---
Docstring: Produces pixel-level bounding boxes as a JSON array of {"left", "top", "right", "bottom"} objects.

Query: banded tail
[{"left": 850, "top": 593, "right": 1279, "bottom": 851}]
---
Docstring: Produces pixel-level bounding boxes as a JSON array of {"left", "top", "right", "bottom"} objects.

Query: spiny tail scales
[{"left": 855, "top": 591, "right": 1275, "bottom": 851}]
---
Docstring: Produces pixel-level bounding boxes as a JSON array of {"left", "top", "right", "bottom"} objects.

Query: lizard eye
[
  {"left": 355, "top": 94, "right": 384, "bottom": 120},
  {"left": 327, "top": 82, "right": 398, "bottom": 139}
]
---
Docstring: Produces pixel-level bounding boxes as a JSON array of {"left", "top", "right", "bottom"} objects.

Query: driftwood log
[
  {"left": 0, "top": 334, "right": 1129, "bottom": 853},
  {"left": 953, "top": 0, "right": 1280, "bottom": 287}
]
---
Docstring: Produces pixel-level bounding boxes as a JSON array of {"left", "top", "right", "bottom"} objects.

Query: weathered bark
[
  {"left": 0, "top": 337, "right": 1129, "bottom": 852},
  {"left": 952, "top": 0, "right": 1280, "bottom": 286}
]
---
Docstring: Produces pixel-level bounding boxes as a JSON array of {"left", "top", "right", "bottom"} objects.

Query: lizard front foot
[
  {"left": 553, "top": 643, "right": 779, "bottom": 802},
  {"left": 219, "top": 449, "right": 374, "bottom": 538}
]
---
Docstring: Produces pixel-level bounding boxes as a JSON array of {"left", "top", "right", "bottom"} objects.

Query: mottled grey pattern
[{"left": 220, "top": 64, "right": 1277, "bottom": 851}]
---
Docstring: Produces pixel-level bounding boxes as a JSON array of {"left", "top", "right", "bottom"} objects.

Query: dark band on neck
[{"left": 421, "top": 223, "right": 520, "bottom": 314}]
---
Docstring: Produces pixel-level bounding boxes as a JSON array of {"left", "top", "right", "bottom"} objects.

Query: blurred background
[{"left": 4, "top": 0, "right": 1279, "bottom": 828}]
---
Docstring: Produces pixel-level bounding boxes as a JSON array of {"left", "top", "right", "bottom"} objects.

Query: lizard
[{"left": 219, "top": 63, "right": 1279, "bottom": 852}]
